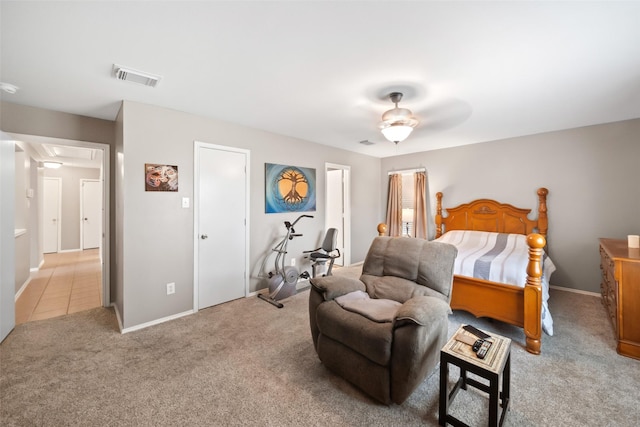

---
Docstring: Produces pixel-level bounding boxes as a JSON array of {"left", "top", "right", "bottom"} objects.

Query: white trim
[
  {"left": 15, "top": 277, "right": 31, "bottom": 301},
  {"left": 346, "top": 261, "right": 364, "bottom": 267},
  {"left": 100, "top": 144, "right": 110, "bottom": 307},
  {"left": 325, "top": 163, "right": 351, "bottom": 266},
  {"left": 30, "top": 258, "right": 44, "bottom": 273},
  {"left": 550, "top": 284, "right": 600, "bottom": 298},
  {"left": 193, "top": 141, "right": 250, "bottom": 312},
  {"left": 120, "top": 309, "right": 195, "bottom": 334},
  {"left": 59, "top": 248, "right": 82, "bottom": 253},
  {"left": 14, "top": 228, "right": 27, "bottom": 237}
]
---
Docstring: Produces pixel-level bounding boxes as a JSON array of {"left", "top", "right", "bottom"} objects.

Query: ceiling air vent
[{"left": 113, "top": 64, "right": 161, "bottom": 87}]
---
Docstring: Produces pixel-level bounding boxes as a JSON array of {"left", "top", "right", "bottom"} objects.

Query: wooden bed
[{"left": 378, "top": 187, "right": 549, "bottom": 355}]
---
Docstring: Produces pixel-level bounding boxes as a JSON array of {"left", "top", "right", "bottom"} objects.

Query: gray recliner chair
[{"left": 309, "top": 236, "right": 457, "bottom": 405}]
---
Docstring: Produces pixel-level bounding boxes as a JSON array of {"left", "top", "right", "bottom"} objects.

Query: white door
[
  {"left": 81, "top": 179, "right": 102, "bottom": 249},
  {"left": 325, "top": 164, "right": 350, "bottom": 266},
  {"left": 195, "top": 143, "right": 249, "bottom": 310},
  {"left": 43, "top": 177, "right": 61, "bottom": 253}
]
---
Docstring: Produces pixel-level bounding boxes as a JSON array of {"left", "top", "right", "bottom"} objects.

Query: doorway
[
  {"left": 43, "top": 177, "right": 61, "bottom": 253},
  {"left": 193, "top": 142, "right": 249, "bottom": 310},
  {"left": 81, "top": 179, "right": 102, "bottom": 250},
  {"left": 11, "top": 135, "right": 110, "bottom": 326},
  {"left": 325, "top": 163, "right": 350, "bottom": 266}
]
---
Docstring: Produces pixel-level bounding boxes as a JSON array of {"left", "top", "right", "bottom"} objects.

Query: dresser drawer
[{"left": 599, "top": 238, "right": 640, "bottom": 360}]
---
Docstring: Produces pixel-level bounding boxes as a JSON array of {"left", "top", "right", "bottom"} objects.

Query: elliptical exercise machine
[{"left": 258, "top": 214, "right": 313, "bottom": 308}]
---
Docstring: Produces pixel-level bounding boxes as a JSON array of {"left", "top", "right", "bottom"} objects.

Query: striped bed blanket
[{"left": 436, "top": 230, "right": 556, "bottom": 336}]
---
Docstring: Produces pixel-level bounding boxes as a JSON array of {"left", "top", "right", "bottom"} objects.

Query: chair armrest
[
  {"left": 394, "top": 296, "right": 452, "bottom": 327},
  {"left": 310, "top": 276, "right": 366, "bottom": 301}
]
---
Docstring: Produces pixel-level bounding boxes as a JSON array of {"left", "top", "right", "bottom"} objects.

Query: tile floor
[{"left": 15, "top": 249, "right": 102, "bottom": 325}]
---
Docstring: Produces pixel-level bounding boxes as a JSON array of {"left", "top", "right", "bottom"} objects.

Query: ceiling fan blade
[{"left": 413, "top": 97, "right": 472, "bottom": 134}]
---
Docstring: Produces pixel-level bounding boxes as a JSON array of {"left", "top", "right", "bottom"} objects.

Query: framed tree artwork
[{"left": 265, "top": 163, "right": 316, "bottom": 213}]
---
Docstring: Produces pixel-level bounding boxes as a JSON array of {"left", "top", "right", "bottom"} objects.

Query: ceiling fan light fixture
[
  {"left": 379, "top": 92, "right": 419, "bottom": 144},
  {"left": 380, "top": 124, "right": 414, "bottom": 144}
]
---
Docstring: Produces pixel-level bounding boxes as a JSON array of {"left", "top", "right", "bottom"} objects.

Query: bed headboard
[{"left": 435, "top": 188, "right": 548, "bottom": 238}]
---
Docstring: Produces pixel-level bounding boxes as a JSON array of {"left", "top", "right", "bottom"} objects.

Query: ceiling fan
[
  {"left": 358, "top": 85, "right": 473, "bottom": 147},
  {"left": 378, "top": 92, "right": 420, "bottom": 144}
]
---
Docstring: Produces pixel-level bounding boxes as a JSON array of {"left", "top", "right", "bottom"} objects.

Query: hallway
[{"left": 15, "top": 249, "right": 102, "bottom": 324}]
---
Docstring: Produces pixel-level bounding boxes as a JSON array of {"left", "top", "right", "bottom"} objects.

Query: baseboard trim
[
  {"left": 297, "top": 278, "right": 310, "bottom": 290},
  {"left": 550, "top": 284, "right": 600, "bottom": 298},
  {"left": 29, "top": 258, "right": 44, "bottom": 273},
  {"left": 119, "top": 309, "right": 195, "bottom": 334},
  {"left": 248, "top": 277, "right": 311, "bottom": 298},
  {"left": 15, "top": 277, "right": 31, "bottom": 301}
]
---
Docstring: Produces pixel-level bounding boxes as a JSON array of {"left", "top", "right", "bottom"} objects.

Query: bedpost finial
[
  {"left": 527, "top": 233, "right": 546, "bottom": 249},
  {"left": 377, "top": 223, "right": 387, "bottom": 236},
  {"left": 537, "top": 188, "right": 548, "bottom": 197}
]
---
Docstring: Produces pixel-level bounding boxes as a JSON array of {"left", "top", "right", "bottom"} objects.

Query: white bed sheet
[{"left": 436, "top": 230, "right": 555, "bottom": 336}]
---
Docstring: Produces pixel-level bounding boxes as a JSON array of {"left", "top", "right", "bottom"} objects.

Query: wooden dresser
[{"left": 599, "top": 238, "right": 640, "bottom": 360}]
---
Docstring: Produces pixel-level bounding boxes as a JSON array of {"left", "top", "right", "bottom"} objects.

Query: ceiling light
[
  {"left": 43, "top": 161, "right": 63, "bottom": 169},
  {"left": 379, "top": 92, "right": 419, "bottom": 144},
  {"left": 0, "top": 82, "right": 19, "bottom": 94},
  {"left": 113, "top": 64, "right": 161, "bottom": 87}
]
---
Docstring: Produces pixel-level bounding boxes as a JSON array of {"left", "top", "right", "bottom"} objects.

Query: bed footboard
[
  {"left": 376, "top": 223, "right": 546, "bottom": 354},
  {"left": 523, "top": 233, "right": 545, "bottom": 355}
]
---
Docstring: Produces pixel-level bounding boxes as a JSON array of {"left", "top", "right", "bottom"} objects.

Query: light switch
[{"left": 182, "top": 197, "right": 190, "bottom": 208}]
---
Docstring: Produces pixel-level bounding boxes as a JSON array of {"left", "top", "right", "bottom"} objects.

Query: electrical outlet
[
  {"left": 291, "top": 258, "right": 296, "bottom": 267},
  {"left": 166, "top": 282, "right": 175, "bottom": 295}
]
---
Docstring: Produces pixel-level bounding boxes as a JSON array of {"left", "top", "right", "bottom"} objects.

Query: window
[
  {"left": 401, "top": 173, "right": 414, "bottom": 237},
  {"left": 386, "top": 169, "right": 428, "bottom": 239}
]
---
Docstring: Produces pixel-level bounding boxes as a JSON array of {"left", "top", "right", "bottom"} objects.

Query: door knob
[{"left": 201, "top": 234, "right": 208, "bottom": 240}]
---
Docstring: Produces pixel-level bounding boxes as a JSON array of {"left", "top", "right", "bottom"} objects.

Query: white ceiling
[{"left": 1, "top": 1, "right": 639, "bottom": 158}]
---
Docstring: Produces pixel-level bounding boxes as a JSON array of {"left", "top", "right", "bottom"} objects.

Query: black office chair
[{"left": 304, "top": 228, "right": 341, "bottom": 277}]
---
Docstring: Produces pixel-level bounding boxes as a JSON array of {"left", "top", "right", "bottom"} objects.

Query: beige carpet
[{"left": 1, "top": 286, "right": 639, "bottom": 426}]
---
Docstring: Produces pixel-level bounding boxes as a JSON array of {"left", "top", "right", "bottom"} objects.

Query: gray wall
[
  {"left": 381, "top": 118, "right": 640, "bottom": 293},
  {"left": 118, "top": 101, "right": 381, "bottom": 329},
  {"left": 14, "top": 148, "right": 30, "bottom": 292},
  {"left": 43, "top": 166, "right": 101, "bottom": 251},
  {"left": 1, "top": 131, "right": 16, "bottom": 341}
]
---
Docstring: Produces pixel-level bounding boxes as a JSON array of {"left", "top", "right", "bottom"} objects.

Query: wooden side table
[{"left": 439, "top": 325, "right": 512, "bottom": 427}]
